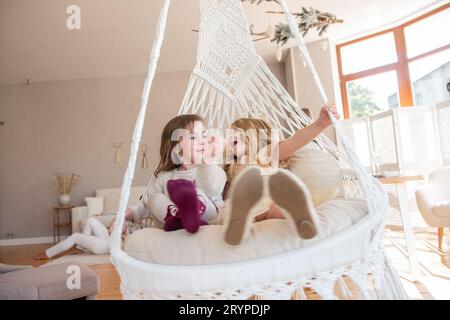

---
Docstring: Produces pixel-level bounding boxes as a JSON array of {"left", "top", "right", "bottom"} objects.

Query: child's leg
[
  {"left": 83, "top": 217, "right": 109, "bottom": 240},
  {"left": 163, "top": 180, "right": 215, "bottom": 232},
  {"left": 166, "top": 179, "right": 203, "bottom": 233},
  {"left": 196, "top": 189, "right": 218, "bottom": 222},
  {"left": 254, "top": 204, "right": 286, "bottom": 222},
  {"left": 268, "top": 168, "right": 318, "bottom": 239},
  {"left": 149, "top": 193, "right": 177, "bottom": 226},
  {"left": 45, "top": 233, "right": 109, "bottom": 257},
  {"left": 164, "top": 204, "right": 184, "bottom": 231},
  {"left": 75, "top": 235, "right": 109, "bottom": 255},
  {"left": 44, "top": 234, "right": 79, "bottom": 258},
  {"left": 224, "top": 166, "right": 264, "bottom": 245}
]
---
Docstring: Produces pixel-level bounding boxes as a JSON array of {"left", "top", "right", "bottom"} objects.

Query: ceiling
[{"left": 0, "top": 0, "right": 445, "bottom": 85}]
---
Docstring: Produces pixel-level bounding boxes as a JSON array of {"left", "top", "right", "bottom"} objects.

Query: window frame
[{"left": 336, "top": 3, "right": 450, "bottom": 119}]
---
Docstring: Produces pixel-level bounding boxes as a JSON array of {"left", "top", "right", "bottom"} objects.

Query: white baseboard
[{"left": 0, "top": 236, "right": 68, "bottom": 246}]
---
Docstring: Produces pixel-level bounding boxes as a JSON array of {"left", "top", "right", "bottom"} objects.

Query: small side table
[
  {"left": 378, "top": 175, "right": 424, "bottom": 281},
  {"left": 53, "top": 205, "right": 74, "bottom": 244}
]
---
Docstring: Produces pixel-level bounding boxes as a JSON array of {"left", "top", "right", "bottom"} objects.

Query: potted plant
[{"left": 54, "top": 171, "right": 80, "bottom": 206}]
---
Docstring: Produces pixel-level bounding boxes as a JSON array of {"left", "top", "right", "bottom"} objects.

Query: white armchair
[
  {"left": 71, "top": 186, "right": 146, "bottom": 234},
  {"left": 415, "top": 167, "right": 450, "bottom": 249}
]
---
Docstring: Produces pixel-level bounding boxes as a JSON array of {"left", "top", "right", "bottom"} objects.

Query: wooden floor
[
  {"left": 0, "top": 243, "right": 357, "bottom": 300},
  {"left": 89, "top": 264, "right": 122, "bottom": 300},
  {"left": 0, "top": 243, "right": 122, "bottom": 300},
  {"left": 1, "top": 228, "right": 449, "bottom": 300},
  {"left": 0, "top": 243, "right": 50, "bottom": 267}
]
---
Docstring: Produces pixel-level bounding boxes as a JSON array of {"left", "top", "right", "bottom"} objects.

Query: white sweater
[{"left": 131, "top": 165, "right": 227, "bottom": 228}]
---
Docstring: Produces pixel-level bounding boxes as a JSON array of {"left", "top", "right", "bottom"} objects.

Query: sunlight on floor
[{"left": 385, "top": 228, "right": 450, "bottom": 300}]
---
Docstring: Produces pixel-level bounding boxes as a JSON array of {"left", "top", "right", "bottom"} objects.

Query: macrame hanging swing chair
[{"left": 110, "top": 0, "right": 408, "bottom": 300}]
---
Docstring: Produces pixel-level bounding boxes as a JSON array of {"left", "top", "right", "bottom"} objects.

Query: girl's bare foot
[
  {"left": 34, "top": 251, "right": 49, "bottom": 260},
  {"left": 70, "top": 247, "right": 85, "bottom": 255}
]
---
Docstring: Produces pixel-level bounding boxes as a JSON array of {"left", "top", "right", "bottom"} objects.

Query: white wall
[
  {"left": 0, "top": 63, "right": 286, "bottom": 240},
  {"left": 284, "top": 39, "right": 340, "bottom": 142}
]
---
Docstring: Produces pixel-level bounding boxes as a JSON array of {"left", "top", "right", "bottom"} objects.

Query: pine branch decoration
[
  {"left": 242, "top": 0, "right": 343, "bottom": 45},
  {"left": 243, "top": 0, "right": 279, "bottom": 4}
]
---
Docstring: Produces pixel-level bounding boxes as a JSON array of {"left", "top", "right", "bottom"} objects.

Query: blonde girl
[{"left": 223, "top": 104, "right": 339, "bottom": 245}]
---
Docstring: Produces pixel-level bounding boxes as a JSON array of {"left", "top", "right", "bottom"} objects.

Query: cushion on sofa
[
  {"left": 124, "top": 198, "right": 368, "bottom": 266},
  {"left": 85, "top": 197, "right": 104, "bottom": 216},
  {"left": 103, "top": 196, "right": 120, "bottom": 216},
  {"left": 96, "top": 186, "right": 146, "bottom": 215}
]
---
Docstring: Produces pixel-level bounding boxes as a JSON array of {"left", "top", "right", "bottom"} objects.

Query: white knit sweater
[{"left": 131, "top": 165, "right": 227, "bottom": 228}]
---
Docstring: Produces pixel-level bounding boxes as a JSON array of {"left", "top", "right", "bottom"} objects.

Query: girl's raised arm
[{"left": 277, "top": 104, "right": 339, "bottom": 161}]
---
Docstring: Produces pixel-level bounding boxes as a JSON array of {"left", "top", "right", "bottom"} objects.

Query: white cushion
[
  {"left": 432, "top": 200, "right": 450, "bottom": 217},
  {"left": 288, "top": 143, "right": 342, "bottom": 206},
  {"left": 95, "top": 186, "right": 146, "bottom": 215},
  {"left": 124, "top": 198, "right": 367, "bottom": 265},
  {"left": 85, "top": 197, "right": 104, "bottom": 217},
  {"left": 103, "top": 196, "right": 120, "bottom": 216}
]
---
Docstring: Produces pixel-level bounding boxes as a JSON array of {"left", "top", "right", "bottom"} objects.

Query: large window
[{"left": 337, "top": 4, "right": 450, "bottom": 119}]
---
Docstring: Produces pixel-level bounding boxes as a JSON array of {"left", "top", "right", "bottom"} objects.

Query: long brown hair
[
  {"left": 154, "top": 114, "right": 204, "bottom": 177},
  {"left": 225, "top": 117, "right": 290, "bottom": 181}
]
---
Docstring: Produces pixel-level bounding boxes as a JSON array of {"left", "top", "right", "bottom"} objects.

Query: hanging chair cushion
[
  {"left": 288, "top": 143, "right": 343, "bottom": 207},
  {"left": 124, "top": 198, "right": 368, "bottom": 266}
]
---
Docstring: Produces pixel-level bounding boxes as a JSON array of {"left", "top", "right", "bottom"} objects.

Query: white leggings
[{"left": 45, "top": 217, "right": 110, "bottom": 258}]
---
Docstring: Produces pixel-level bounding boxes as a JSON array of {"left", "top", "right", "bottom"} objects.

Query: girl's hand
[
  {"left": 108, "top": 217, "right": 127, "bottom": 235},
  {"left": 108, "top": 218, "right": 115, "bottom": 235},
  {"left": 125, "top": 207, "right": 134, "bottom": 220},
  {"left": 278, "top": 103, "right": 339, "bottom": 160},
  {"left": 317, "top": 103, "right": 340, "bottom": 128}
]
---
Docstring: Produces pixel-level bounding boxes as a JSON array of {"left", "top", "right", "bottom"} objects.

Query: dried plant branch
[
  {"left": 242, "top": 0, "right": 279, "bottom": 4},
  {"left": 54, "top": 171, "right": 80, "bottom": 195},
  {"left": 241, "top": 1, "right": 343, "bottom": 44}
]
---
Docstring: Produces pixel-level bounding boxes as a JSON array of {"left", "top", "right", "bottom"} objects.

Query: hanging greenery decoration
[{"left": 242, "top": 0, "right": 343, "bottom": 44}]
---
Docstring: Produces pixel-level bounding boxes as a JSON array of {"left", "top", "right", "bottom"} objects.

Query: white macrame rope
[
  {"left": 118, "top": 250, "right": 407, "bottom": 300},
  {"left": 279, "top": 0, "right": 387, "bottom": 217},
  {"left": 110, "top": 0, "right": 171, "bottom": 252},
  {"left": 109, "top": 0, "right": 402, "bottom": 300},
  {"left": 279, "top": 0, "right": 329, "bottom": 104}
]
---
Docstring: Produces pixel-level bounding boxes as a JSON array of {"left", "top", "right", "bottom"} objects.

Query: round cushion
[
  {"left": 288, "top": 143, "right": 342, "bottom": 206},
  {"left": 124, "top": 198, "right": 368, "bottom": 266}
]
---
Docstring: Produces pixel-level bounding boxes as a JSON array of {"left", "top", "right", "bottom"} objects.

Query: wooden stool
[{"left": 53, "top": 205, "right": 74, "bottom": 243}]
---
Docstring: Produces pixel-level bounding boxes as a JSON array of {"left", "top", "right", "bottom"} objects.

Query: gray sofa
[{"left": 0, "top": 262, "right": 99, "bottom": 300}]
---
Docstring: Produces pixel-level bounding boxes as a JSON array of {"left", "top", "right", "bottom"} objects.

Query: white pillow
[
  {"left": 99, "top": 188, "right": 144, "bottom": 215},
  {"left": 85, "top": 197, "right": 104, "bottom": 216},
  {"left": 103, "top": 196, "right": 120, "bottom": 215},
  {"left": 288, "top": 143, "right": 342, "bottom": 206}
]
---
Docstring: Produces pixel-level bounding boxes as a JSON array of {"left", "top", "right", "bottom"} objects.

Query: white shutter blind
[
  {"left": 437, "top": 100, "right": 450, "bottom": 166},
  {"left": 337, "top": 118, "right": 372, "bottom": 171},
  {"left": 369, "top": 110, "right": 399, "bottom": 172},
  {"left": 394, "top": 105, "right": 441, "bottom": 176}
]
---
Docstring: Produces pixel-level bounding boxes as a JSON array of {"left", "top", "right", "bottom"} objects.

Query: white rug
[{"left": 43, "top": 254, "right": 111, "bottom": 267}]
